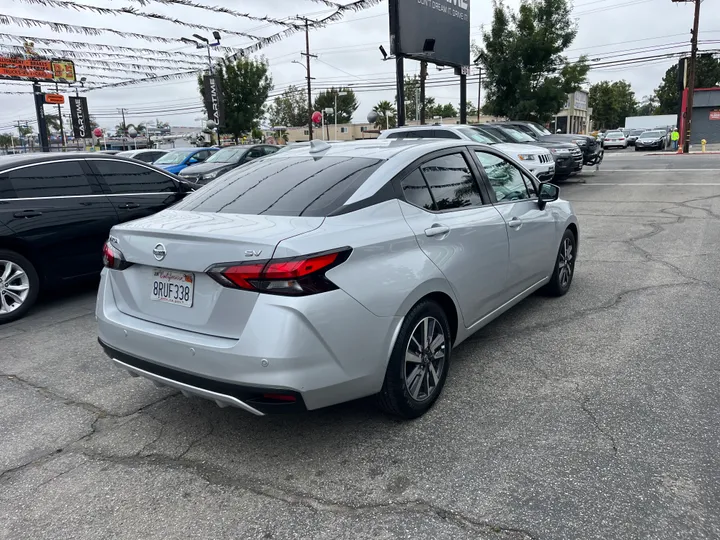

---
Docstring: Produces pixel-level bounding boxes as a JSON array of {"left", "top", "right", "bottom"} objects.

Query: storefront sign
[
  {"left": 710, "top": 110, "right": 720, "bottom": 121},
  {"left": 0, "top": 56, "right": 76, "bottom": 83}
]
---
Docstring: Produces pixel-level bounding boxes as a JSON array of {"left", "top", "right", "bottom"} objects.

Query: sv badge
[{"left": 245, "top": 250, "right": 262, "bottom": 257}]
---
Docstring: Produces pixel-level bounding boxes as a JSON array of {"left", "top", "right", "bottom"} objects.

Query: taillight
[
  {"left": 102, "top": 240, "right": 132, "bottom": 270},
  {"left": 207, "top": 248, "right": 351, "bottom": 296}
]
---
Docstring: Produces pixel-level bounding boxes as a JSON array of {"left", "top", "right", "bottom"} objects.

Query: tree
[
  {"left": 373, "top": 100, "right": 397, "bottom": 129},
  {"left": 464, "top": 101, "right": 479, "bottom": 119},
  {"left": 0, "top": 133, "right": 14, "bottom": 151},
  {"left": 267, "top": 85, "right": 308, "bottom": 128},
  {"left": 636, "top": 95, "right": 658, "bottom": 116},
  {"left": 155, "top": 118, "right": 170, "bottom": 132},
  {"left": 17, "top": 124, "right": 32, "bottom": 137},
  {"left": 588, "top": 80, "right": 637, "bottom": 130},
  {"left": 199, "top": 57, "right": 273, "bottom": 141},
  {"left": 434, "top": 103, "right": 458, "bottom": 119},
  {"left": 654, "top": 54, "right": 720, "bottom": 115},
  {"left": 403, "top": 75, "right": 436, "bottom": 122},
  {"left": 475, "top": 0, "right": 589, "bottom": 123},
  {"left": 313, "top": 87, "right": 358, "bottom": 125},
  {"left": 44, "top": 113, "right": 61, "bottom": 133},
  {"left": 89, "top": 116, "right": 99, "bottom": 131}
]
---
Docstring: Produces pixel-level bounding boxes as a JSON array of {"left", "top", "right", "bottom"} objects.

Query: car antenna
[{"left": 309, "top": 140, "right": 331, "bottom": 154}]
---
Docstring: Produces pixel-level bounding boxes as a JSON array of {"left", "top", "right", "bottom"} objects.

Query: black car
[
  {"left": 178, "top": 144, "right": 279, "bottom": 185},
  {"left": 476, "top": 124, "right": 583, "bottom": 178},
  {"left": 0, "top": 153, "right": 197, "bottom": 323},
  {"left": 498, "top": 121, "right": 603, "bottom": 166}
]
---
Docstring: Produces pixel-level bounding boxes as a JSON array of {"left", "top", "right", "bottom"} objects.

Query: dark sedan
[
  {"left": 0, "top": 153, "right": 197, "bottom": 323},
  {"left": 178, "top": 144, "right": 279, "bottom": 185},
  {"left": 477, "top": 123, "right": 583, "bottom": 178},
  {"left": 634, "top": 130, "right": 666, "bottom": 151}
]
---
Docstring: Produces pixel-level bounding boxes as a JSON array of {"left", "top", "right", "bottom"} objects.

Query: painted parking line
[
  {"left": 582, "top": 182, "right": 720, "bottom": 186},
  {"left": 595, "top": 169, "right": 720, "bottom": 172}
]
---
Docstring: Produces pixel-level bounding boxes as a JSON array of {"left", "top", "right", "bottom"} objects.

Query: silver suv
[
  {"left": 379, "top": 124, "right": 555, "bottom": 181},
  {"left": 97, "top": 139, "right": 578, "bottom": 419}
]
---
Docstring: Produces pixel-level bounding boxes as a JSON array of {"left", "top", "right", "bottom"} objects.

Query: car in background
[
  {"left": 634, "top": 130, "right": 667, "bottom": 151},
  {"left": 179, "top": 144, "right": 279, "bottom": 185},
  {"left": 498, "top": 121, "right": 603, "bottom": 166},
  {"left": 96, "top": 138, "right": 578, "bottom": 419},
  {"left": 378, "top": 125, "right": 556, "bottom": 181},
  {"left": 602, "top": 131, "right": 628, "bottom": 149},
  {"left": 477, "top": 123, "right": 583, "bottom": 179},
  {"left": 154, "top": 147, "right": 218, "bottom": 175},
  {"left": 0, "top": 153, "right": 198, "bottom": 323},
  {"left": 98, "top": 150, "right": 121, "bottom": 155},
  {"left": 626, "top": 129, "right": 647, "bottom": 147},
  {"left": 117, "top": 149, "right": 169, "bottom": 164}
]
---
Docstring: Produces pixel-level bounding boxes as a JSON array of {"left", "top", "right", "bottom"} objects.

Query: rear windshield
[{"left": 174, "top": 155, "right": 383, "bottom": 217}]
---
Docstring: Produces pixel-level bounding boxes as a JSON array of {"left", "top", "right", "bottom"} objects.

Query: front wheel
[
  {"left": 0, "top": 250, "right": 39, "bottom": 324},
  {"left": 542, "top": 229, "right": 576, "bottom": 297},
  {"left": 377, "top": 300, "right": 452, "bottom": 419}
]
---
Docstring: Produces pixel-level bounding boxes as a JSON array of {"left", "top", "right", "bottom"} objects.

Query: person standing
[{"left": 671, "top": 128, "right": 680, "bottom": 151}]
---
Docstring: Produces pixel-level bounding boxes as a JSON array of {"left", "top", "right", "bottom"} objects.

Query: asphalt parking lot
[{"left": 2, "top": 152, "right": 719, "bottom": 540}]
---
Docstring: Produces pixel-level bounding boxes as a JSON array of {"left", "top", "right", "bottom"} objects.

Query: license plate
[{"left": 151, "top": 269, "right": 194, "bottom": 307}]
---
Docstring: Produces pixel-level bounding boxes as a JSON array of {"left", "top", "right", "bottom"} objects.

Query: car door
[
  {"left": 87, "top": 158, "right": 185, "bottom": 224},
  {"left": 395, "top": 149, "right": 510, "bottom": 326},
  {"left": 242, "top": 147, "right": 266, "bottom": 165},
  {"left": 471, "top": 150, "right": 557, "bottom": 296},
  {"left": 0, "top": 159, "right": 117, "bottom": 281}
]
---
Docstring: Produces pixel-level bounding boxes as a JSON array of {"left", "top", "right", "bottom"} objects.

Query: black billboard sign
[
  {"left": 390, "top": 0, "right": 470, "bottom": 67},
  {"left": 203, "top": 74, "right": 225, "bottom": 127},
  {"left": 69, "top": 96, "right": 92, "bottom": 139}
]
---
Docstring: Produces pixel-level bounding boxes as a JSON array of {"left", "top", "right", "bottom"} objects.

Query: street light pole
[{"left": 334, "top": 91, "right": 347, "bottom": 139}]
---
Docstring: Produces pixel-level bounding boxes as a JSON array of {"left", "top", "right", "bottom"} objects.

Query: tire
[
  {"left": 0, "top": 250, "right": 40, "bottom": 324},
  {"left": 542, "top": 229, "right": 576, "bottom": 297},
  {"left": 635, "top": 147, "right": 640, "bottom": 152},
  {"left": 377, "top": 300, "right": 452, "bottom": 419}
]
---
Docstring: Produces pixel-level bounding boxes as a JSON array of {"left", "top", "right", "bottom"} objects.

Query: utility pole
[
  {"left": 419, "top": 61, "right": 427, "bottom": 125},
  {"left": 673, "top": 0, "right": 702, "bottom": 153},
  {"left": 55, "top": 81, "right": 66, "bottom": 149},
  {"left": 297, "top": 17, "right": 318, "bottom": 141},
  {"left": 117, "top": 108, "right": 128, "bottom": 135},
  {"left": 477, "top": 66, "right": 482, "bottom": 123}
]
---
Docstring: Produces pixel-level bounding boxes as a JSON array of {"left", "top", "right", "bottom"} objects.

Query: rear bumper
[{"left": 96, "top": 272, "right": 399, "bottom": 413}]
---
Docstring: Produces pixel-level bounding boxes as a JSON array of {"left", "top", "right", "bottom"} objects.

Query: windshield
[
  {"left": 522, "top": 122, "right": 551, "bottom": 136},
  {"left": 641, "top": 131, "right": 664, "bottom": 138},
  {"left": 457, "top": 127, "right": 500, "bottom": 144},
  {"left": 155, "top": 150, "right": 191, "bottom": 165},
  {"left": 498, "top": 126, "right": 536, "bottom": 143},
  {"left": 206, "top": 147, "right": 246, "bottom": 163}
]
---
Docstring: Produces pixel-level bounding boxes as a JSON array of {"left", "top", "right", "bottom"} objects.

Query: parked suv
[
  {"left": 498, "top": 121, "right": 603, "bottom": 166},
  {"left": 378, "top": 125, "right": 556, "bottom": 181},
  {"left": 475, "top": 124, "right": 583, "bottom": 179},
  {"left": 0, "top": 153, "right": 196, "bottom": 323}
]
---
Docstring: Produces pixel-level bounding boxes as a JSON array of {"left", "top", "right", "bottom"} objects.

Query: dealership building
[
  {"left": 552, "top": 90, "right": 593, "bottom": 135},
  {"left": 691, "top": 88, "right": 720, "bottom": 146}
]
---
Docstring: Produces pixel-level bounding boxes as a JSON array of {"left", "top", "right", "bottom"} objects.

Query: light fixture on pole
[
  {"left": 334, "top": 91, "right": 348, "bottom": 139},
  {"left": 183, "top": 32, "right": 221, "bottom": 75}
]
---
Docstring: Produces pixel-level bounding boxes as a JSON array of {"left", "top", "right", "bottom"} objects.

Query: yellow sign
[{"left": 0, "top": 56, "right": 76, "bottom": 83}]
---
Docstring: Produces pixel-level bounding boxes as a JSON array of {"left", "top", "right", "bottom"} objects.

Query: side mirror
[{"left": 538, "top": 182, "right": 559, "bottom": 209}]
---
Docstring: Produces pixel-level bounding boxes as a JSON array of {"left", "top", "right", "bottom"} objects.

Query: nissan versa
[{"left": 97, "top": 139, "right": 578, "bottom": 419}]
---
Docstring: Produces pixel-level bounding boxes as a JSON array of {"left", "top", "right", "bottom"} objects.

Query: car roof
[{"left": 0, "top": 151, "right": 156, "bottom": 171}]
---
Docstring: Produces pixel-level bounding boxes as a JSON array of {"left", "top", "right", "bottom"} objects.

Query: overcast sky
[{"left": 1, "top": 0, "right": 719, "bottom": 133}]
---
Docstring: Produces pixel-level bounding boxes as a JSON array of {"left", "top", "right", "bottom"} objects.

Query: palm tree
[
  {"left": 373, "top": 100, "right": 397, "bottom": 130},
  {"left": 44, "top": 113, "right": 61, "bottom": 133}
]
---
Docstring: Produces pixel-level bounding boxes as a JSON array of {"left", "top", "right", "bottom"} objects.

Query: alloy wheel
[
  {"left": 0, "top": 260, "right": 30, "bottom": 314},
  {"left": 558, "top": 237, "right": 574, "bottom": 289},
  {"left": 404, "top": 316, "right": 446, "bottom": 402}
]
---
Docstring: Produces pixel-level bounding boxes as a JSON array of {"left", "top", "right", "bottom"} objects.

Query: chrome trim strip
[
  {"left": 467, "top": 277, "right": 549, "bottom": 330},
  {"left": 0, "top": 192, "right": 174, "bottom": 202},
  {"left": 111, "top": 357, "right": 265, "bottom": 416},
  {"left": 0, "top": 158, "right": 84, "bottom": 175}
]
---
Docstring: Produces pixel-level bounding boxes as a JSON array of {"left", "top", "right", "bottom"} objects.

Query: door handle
[
  {"left": 118, "top": 202, "right": 140, "bottom": 209},
  {"left": 508, "top": 217, "right": 522, "bottom": 229},
  {"left": 13, "top": 210, "right": 43, "bottom": 218},
  {"left": 424, "top": 224, "right": 450, "bottom": 237}
]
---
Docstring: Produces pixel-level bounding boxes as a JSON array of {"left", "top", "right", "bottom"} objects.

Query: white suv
[{"left": 379, "top": 125, "right": 555, "bottom": 181}]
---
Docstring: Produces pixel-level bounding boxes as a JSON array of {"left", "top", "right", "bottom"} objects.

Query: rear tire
[
  {"left": 542, "top": 229, "right": 576, "bottom": 297},
  {"left": 377, "top": 300, "right": 451, "bottom": 419},
  {"left": 0, "top": 250, "right": 39, "bottom": 324}
]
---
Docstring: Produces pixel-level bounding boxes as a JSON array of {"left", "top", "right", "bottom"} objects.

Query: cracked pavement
[{"left": 1, "top": 154, "right": 719, "bottom": 539}]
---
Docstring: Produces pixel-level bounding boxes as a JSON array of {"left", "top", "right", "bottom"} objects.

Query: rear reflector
[
  {"left": 207, "top": 247, "right": 351, "bottom": 296},
  {"left": 262, "top": 393, "right": 297, "bottom": 402}
]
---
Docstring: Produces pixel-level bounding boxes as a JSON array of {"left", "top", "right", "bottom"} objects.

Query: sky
[{"left": 0, "top": 0, "right": 719, "bottom": 134}]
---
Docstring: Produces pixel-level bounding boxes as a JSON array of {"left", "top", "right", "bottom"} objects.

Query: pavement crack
[{"left": 574, "top": 383, "right": 618, "bottom": 456}]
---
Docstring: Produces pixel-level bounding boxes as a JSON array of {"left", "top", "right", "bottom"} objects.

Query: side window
[
  {"left": 400, "top": 169, "right": 435, "bottom": 211},
  {"left": 194, "top": 151, "right": 209, "bottom": 162},
  {"left": 406, "top": 131, "right": 431, "bottom": 138},
  {"left": 263, "top": 146, "right": 279, "bottom": 156},
  {"left": 420, "top": 153, "right": 483, "bottom": 210},
  {"left": 94, "top": 160, "right": 177, "bottom": 194},
  {"left": 0, "top": 174, "right": 15, "bottom": 199},
  {"left": 385, "top": 132, "right": 404, "bottom": 139},
  {"left": 7, "top": 161, "right": 93, "bottom": 198},
  {"left": 474, "top": 151, "right": 535, "bottom": 202},
  {"left": 432, "top": 130, "right": 461, "bottom": 139},
  {"left": 246, "top": 148, "right": 265, "bottom": 160}
]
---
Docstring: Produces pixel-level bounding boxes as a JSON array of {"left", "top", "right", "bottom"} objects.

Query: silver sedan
[{"left": 97, "top": 139, "right": 579, "bottom": 419}]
